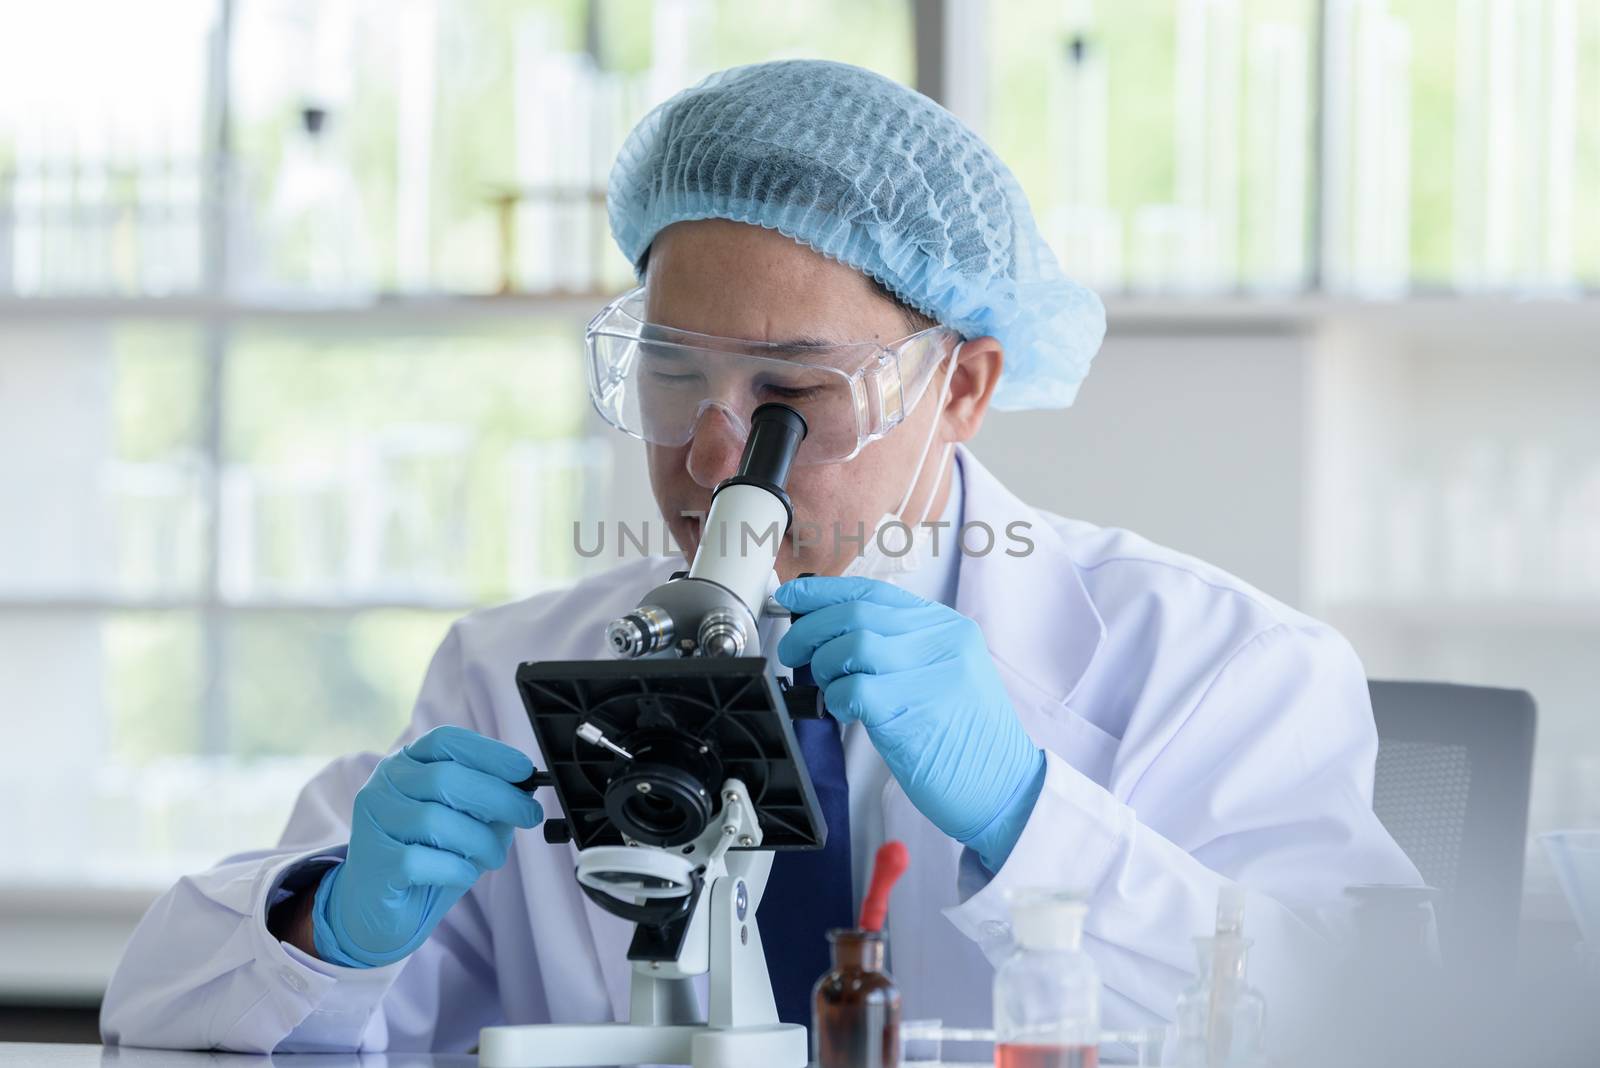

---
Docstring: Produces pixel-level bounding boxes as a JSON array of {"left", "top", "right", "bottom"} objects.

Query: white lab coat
[{"left": 101, "top": 445, "right": 1419, "bottom": 1053}]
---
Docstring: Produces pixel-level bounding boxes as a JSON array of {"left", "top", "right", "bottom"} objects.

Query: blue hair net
[{"left": 606, "top": 59, "right": 1106, "bottom": 410}]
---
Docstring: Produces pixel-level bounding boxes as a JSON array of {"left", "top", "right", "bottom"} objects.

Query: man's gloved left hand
[{"left": 774, "top": 575, "right": 1047, "bottom": 873}]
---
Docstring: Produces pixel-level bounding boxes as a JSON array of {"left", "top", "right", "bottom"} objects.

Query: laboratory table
[{"left": 0, "top": 1047, "right": 474, "bottom": 1067}]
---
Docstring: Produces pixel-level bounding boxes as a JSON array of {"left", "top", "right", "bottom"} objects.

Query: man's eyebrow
[
  {"left": 764, "top": 335, "right": 841, "bottom": 354},
  {"left": 640, "top": 324, "right": 853, "bottom": 355}
]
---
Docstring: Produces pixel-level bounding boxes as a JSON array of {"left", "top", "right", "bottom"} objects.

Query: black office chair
[{"left": 1368, "top": 680, "right": 1537, "bottom": 971}]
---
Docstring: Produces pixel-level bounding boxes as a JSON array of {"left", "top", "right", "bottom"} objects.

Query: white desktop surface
[{"left": 0, "top": 1046, "right": 476, "bottom": 1067}]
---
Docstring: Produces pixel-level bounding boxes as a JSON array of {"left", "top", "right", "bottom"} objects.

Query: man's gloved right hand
[{"left": 311, "top": 725, "right": 545, "bottom": 968}]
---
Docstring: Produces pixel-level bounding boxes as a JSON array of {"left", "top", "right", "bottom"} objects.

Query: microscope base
[
  {"left": 479, "top": 779, "right": 803, "bottom": 1067},
  {"left": 476, "top": 1021, "right": 807, "bottom": 1067}
]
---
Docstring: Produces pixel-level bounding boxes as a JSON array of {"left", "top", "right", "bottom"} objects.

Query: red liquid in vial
[{"left": 994, "top": 1042, "right": 1098, "bottom": 1068}]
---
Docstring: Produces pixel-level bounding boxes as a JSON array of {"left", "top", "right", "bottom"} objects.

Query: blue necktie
[{"left": 759, "top": 712, "right": 853, "bottom": 1028}]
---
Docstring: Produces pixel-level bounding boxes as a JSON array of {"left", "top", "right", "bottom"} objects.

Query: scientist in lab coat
[{"left": 102, "top": 60, "right": 1419, "bottom": 1053}]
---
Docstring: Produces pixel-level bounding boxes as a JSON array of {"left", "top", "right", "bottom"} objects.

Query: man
[{"left": 102, "top": 59, "right": 1418, "bottom": 1053}]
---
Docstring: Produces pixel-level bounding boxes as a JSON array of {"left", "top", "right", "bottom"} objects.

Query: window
[
  {"left": 0, "top": 313, "right": 609, "bottom": 885},
  {"left": 988, "top": 0, "right": 1600, "bottom": 295},
  {"left": 0, "top": 0, "right": 913, "bottom": 893},
  {"left": 226, "top": 0, "right": 913, "bottom": 298},
  {"left": 990, "top": 0, "right": 1319, "bottom": 294},
  {"left": 0, "top": 2, "right": 213, "bottom": 296},
  {"left": 1321, "top": 0, "right": 1600, "bottom": 292}
]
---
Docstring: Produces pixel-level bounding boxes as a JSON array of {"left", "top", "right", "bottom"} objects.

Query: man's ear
[{"left": 941, "top": 337, "right": 1003, "bottom": 442}]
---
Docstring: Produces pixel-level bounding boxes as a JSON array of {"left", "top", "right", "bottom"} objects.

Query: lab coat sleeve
[
  {"left": 101, "top": 623, "right": 509, "bottom": 1052},
  {"left": 942, "top": 621, "right": 1420, "bottom": 1034}
]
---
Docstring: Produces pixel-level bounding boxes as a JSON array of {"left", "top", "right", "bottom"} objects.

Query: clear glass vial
[
  {"left": 993, "top": 891, "right": 1100, "bottom": 1068},
  {"left": 1166, "top": 935, "right": 1266, "bottom": 1068}
]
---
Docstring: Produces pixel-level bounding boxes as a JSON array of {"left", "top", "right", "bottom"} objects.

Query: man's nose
[{"left": 685, "top": 404, "right": 747, "bottom": 490}]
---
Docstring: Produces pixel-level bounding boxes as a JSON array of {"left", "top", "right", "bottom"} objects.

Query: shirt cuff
[
  {"left": 266, "top": 853, "right": 342, "bottom": 911},
  {"left": 942, "top": 750, "right": 1131, "bottom": 960}
]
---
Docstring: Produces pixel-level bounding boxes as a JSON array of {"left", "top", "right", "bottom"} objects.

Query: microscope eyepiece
[
  {"left": 711, "top": 402, "right": 807, "bottom": 531},
  {"left": 738, "top": 403, "right": 807, "bottom": 487}
]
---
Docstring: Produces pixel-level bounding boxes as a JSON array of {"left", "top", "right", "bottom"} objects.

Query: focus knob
[
  {"left": 696, "top": 606, "right": 747, "bottom": 657},
  {"left": 514, "top": 769, "right": 555, "bottom": 793},
  {"left": 607, "top": 604, "right": 674, "bottom": 658}
]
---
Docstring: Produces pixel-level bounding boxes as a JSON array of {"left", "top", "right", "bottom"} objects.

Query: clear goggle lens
[{"left": 585, "top": 289, "right": 958, "bottom": 466}]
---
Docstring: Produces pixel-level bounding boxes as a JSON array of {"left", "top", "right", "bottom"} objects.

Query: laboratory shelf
[
  {"left": 0, "top": 882, "right": 165, "bottom": 1003},
  {"left": 0, "top": 595, "right": 482, "bottom": 615},
  {"left": 2, "top": 292, "right": 1597, "bottom": 337},
  {"left": 1318, "top": 598, "right": 1600, "bottom": 630},
  {"left": 0, "top": 291, "right": 610, "bottom": 324},
  {"left": 1102, "top": 293, "right": 1600, "bottom": 338}
]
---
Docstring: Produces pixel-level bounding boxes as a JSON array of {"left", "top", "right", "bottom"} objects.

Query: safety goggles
[{"left": 585, "top": 287, "right": 961, "bottom": 466}]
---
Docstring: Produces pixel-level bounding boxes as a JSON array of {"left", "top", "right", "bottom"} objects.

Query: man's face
[{"left": 642, "top": 219, "right": 953, "bottom": 582}]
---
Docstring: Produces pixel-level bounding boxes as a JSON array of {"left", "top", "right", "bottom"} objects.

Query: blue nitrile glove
[
  {"left": 775, "top": 575, "right": 1047, "bottom": 873},
  {"left": 312, "top": 725, "right": 544, "bottom": 968}
]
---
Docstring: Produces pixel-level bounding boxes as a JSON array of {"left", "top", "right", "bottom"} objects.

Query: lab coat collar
[{"left": 951, "top": 443, "right": 1105, "bottom": 707}]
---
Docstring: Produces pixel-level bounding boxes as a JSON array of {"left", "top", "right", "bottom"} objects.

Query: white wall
[{"left": 971, "top": 328, "right": 1312, "bottom": 606}]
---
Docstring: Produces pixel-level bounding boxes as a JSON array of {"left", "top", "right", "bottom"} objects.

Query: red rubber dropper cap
[{"left": 858, "top": 840, "right": 910, "bottom": 932}]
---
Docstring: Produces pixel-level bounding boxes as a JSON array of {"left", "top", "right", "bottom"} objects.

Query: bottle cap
[{"left": 1007, "top": 889, "right": 1087, "bottom": 951}]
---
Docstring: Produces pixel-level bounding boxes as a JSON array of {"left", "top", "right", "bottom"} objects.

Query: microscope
[{"left": 479, "top": 403, "right": 827, "bottom": 1068}]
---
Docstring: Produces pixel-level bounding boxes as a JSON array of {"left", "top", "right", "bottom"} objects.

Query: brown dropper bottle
[
  {"left": 813, "top": 928, "right": 901, "bottom": 1067},
  {"left": 811, "top": 841, "right": 910, "bottom": 1068}
]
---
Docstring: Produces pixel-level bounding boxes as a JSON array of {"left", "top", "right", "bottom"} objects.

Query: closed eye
[
  {"left": 761, "top": 384, "right": 827, "bottom": 400},
  {"left": 643, "top": 369, "right": 702, "bottom": 385}
]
